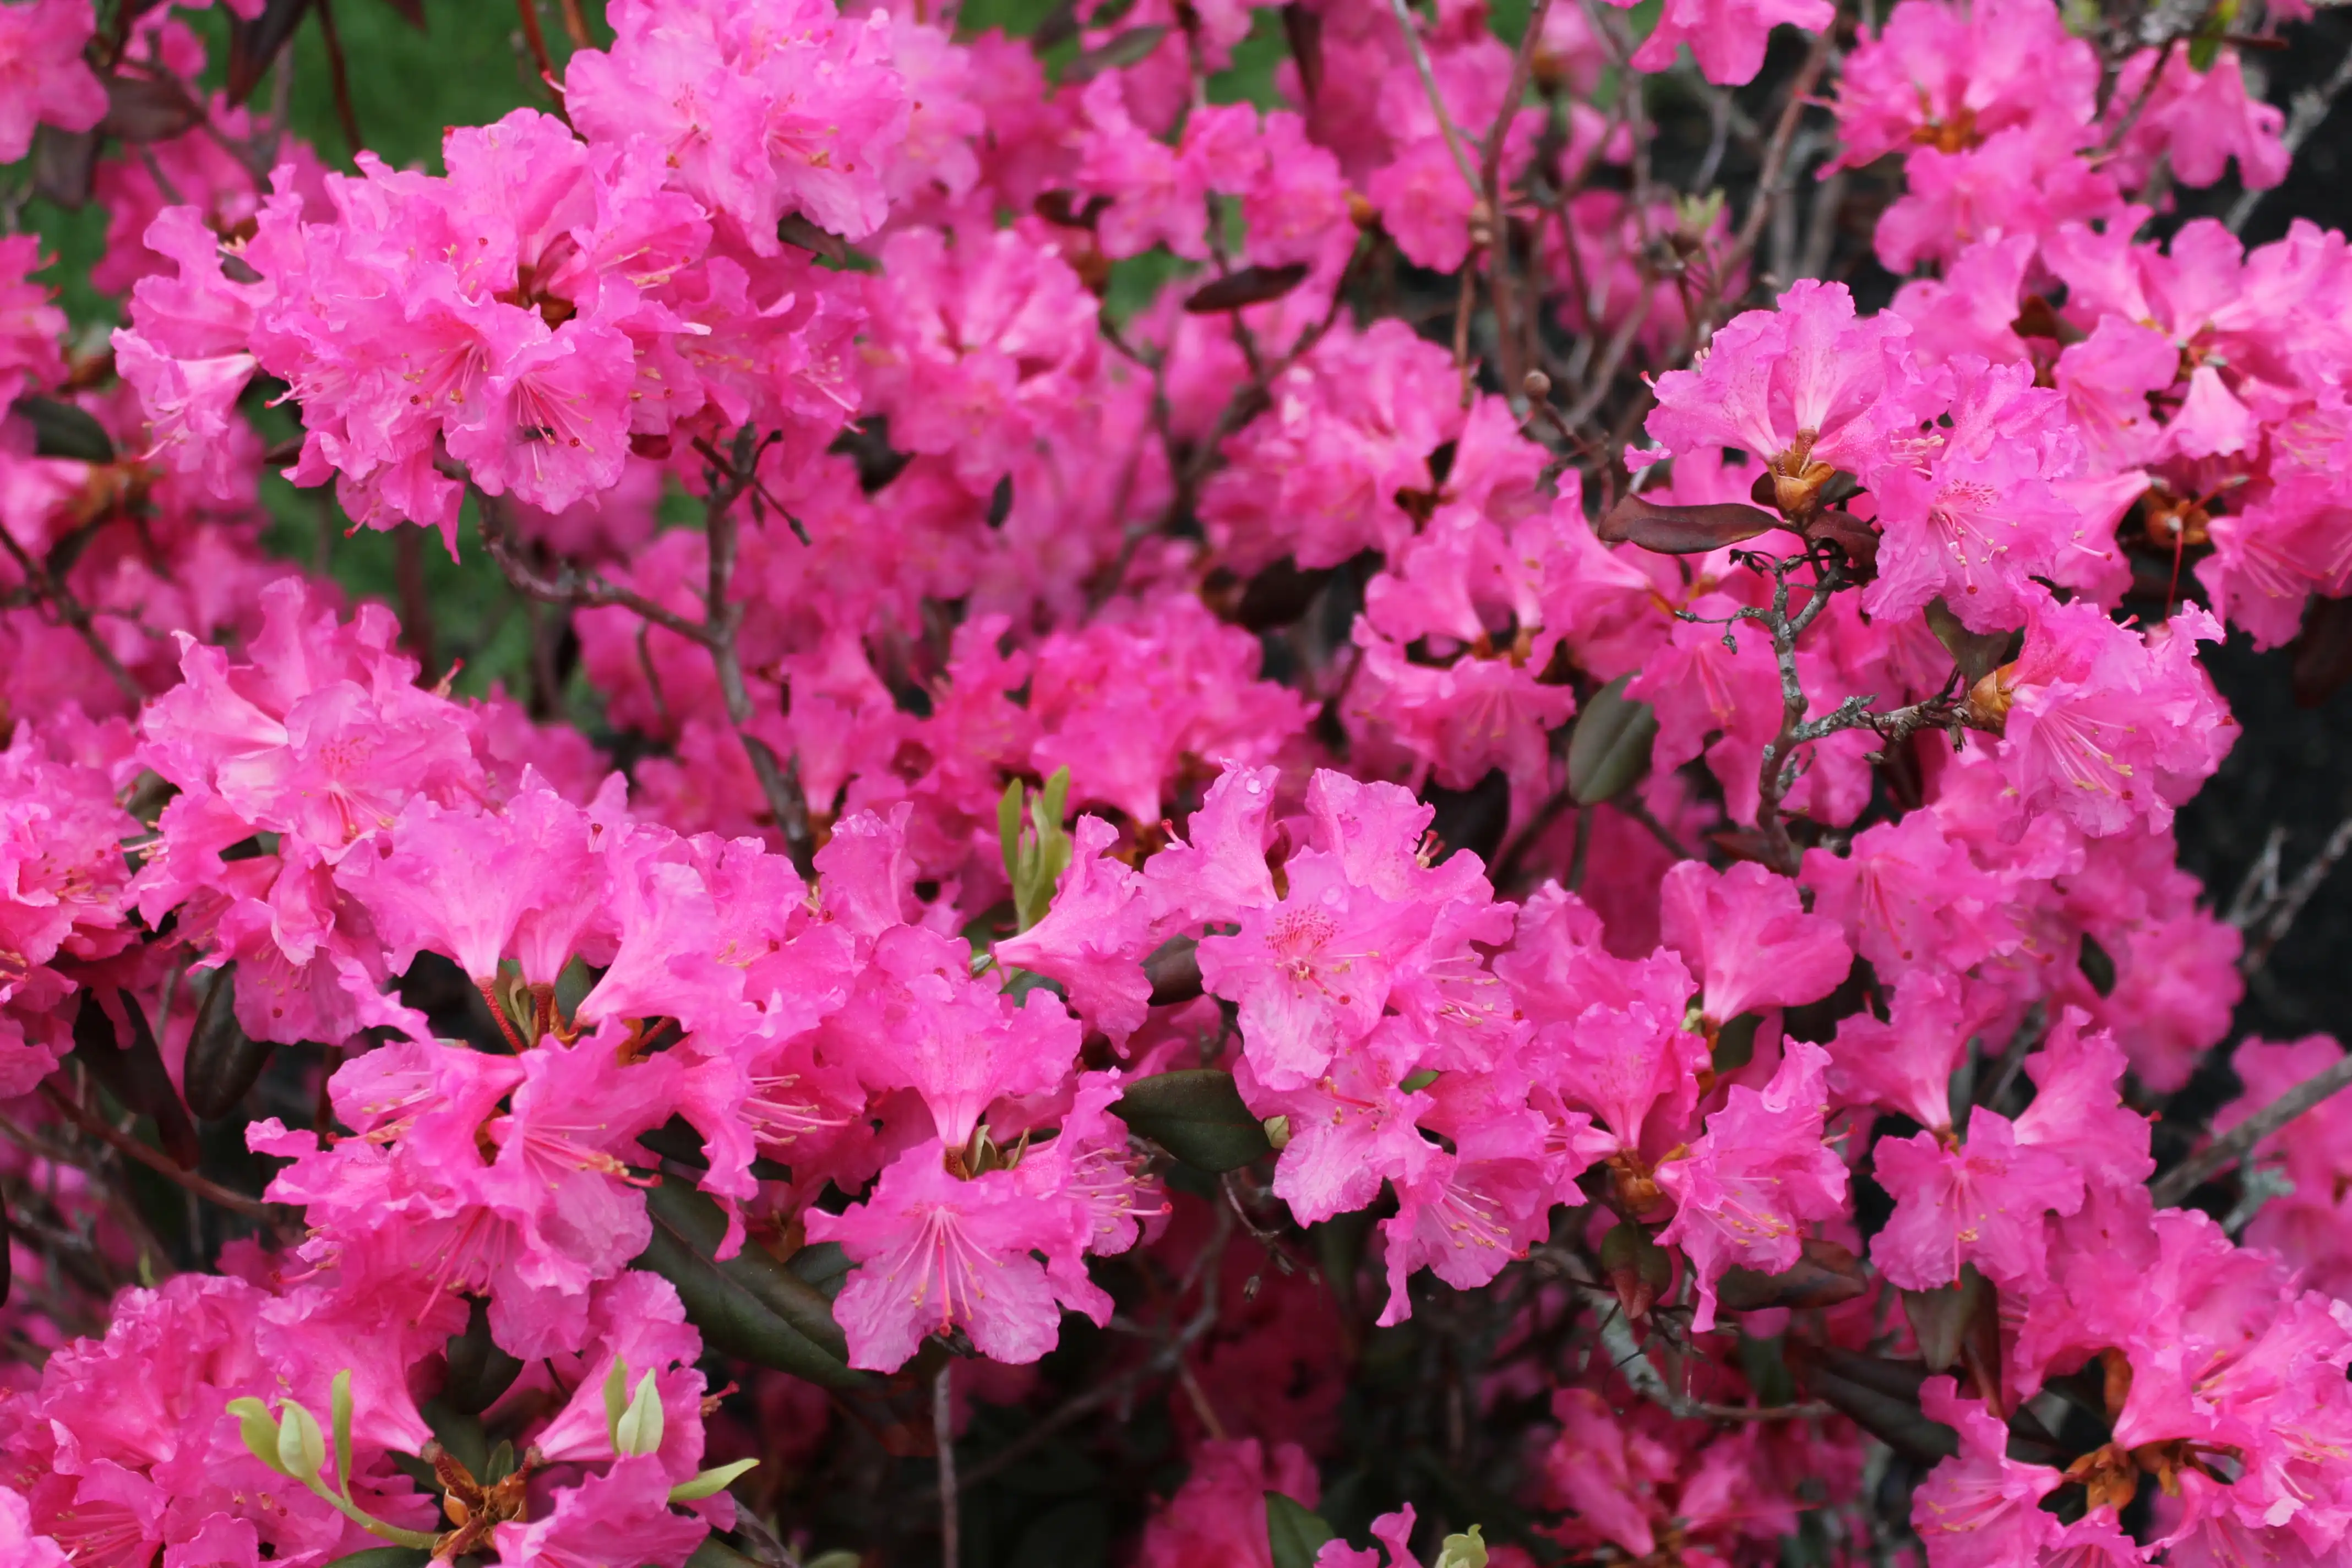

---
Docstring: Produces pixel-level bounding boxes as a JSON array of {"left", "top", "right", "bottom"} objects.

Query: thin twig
[
  {"left": 2152, "top": 1049, "right": 2352, "bottom": 1207},
  {"left": 557, "top": 0, "right": 592, "bottom": 48},
  {"left": 0, "top": 525, "right": 144, "bottom": 704},
  {"left": 515, "top": 0, "right": 560, "bottom": 88},
  {"left": 935, "top": 1362, "right": 959, "bottom": 1568},
  {"left": 1723, "top": 30, "right": 1833, "bottom": 291},
  {"left": 1386, "top": 0, "right": 1482, "bottom": 191},
  {"left": 1480, "top": 0, "right": 1556, "bottom": 396},
  {"left": 2241, "top": 813, "right": 2352, "bottom": 978},
  {"left": 36, "top": 1082, "right": 288, "bottom": 1230},
  {"left": 702, "top": 458, "right": 816, "bottom": 874}
]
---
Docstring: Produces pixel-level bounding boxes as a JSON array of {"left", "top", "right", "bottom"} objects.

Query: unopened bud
[
  {"left": 1262, "top": 1114, "right": 1292, "bottom": 1151},
  {"left": 1522, "top": 369, "right": 1551, "bottom": 400}
]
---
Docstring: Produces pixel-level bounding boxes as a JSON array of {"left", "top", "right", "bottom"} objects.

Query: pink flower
[
  {"left": 830, "top": 923, "right": 1077, "bottom": 1153},
  {"left": 1314, "top": 1506, "right": 1421, "bottom": 1568},
  {"left": 1658, "top": 1040, "right": 1850, "bottom": 1329},
  {"left": 990, "top": 815, "right": 1156, "bottom": 1042},
  {"left": 1910, "top": 1376, "right": 2062, "bottom": 1568},
  {"left": 565, "top": 0, "right": 908, "bottom": 247},
  {"left": 1985, "top": 597, "right": 2233, "bottom": 840},
  {"left": 1135, "top": 1438, "right": 1319, "bottom": 1568},
  {"left": 1619, "top": 0, "right": 1833, "bottom": 86},
  {"left": 1659, "top": 860, "right": 1852, "bottom": 1029},
  {"left": 341, "top": 783, "right": 607, "bottom": 984},
  {"left": 0, "top": 1487, "right": 70, "bottom": 1568},
  {"left": 491, "top": 1455, "right": 708, "bottom": 1568},
  {"left": 0, "top": 0, "right": 106, "bottom": 163},
  {"left": 861, "top": 225, "right": 1099, "bottom": 493},
  {"left": 1871, "top": 1108, "right": 2083, "bottom": 1289},
  {"left": 1827, "top": 969, "right": 1999, "bottom": 1131},
  {"left": 1646, "top": 280, "right": 1917, "bottom": 491},
  {"left": 804, "top": 1145, "right": 1106, "bottom": 1370},
  {"left": 1864, "top": 358, "right": 2089, "bottom": 633},
  {"left": 2103, "top": 46, "right": 2287, "bottom": 194},
  {"left": 1241, "top": 1019, "right": 1439, "bottom": 1227},
  {"left": 0, "top": 235, "right": 67, "bottom": 409},
  {"left": 1804, "top": 809, "right": 2018, "bottom": 982}
]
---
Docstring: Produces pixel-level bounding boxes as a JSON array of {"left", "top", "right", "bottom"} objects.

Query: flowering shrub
[{"left": 2, "top": 0, "right": 2350, "bottom": 1563}]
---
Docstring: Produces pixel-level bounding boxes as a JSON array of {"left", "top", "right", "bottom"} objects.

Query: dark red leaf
[
  {"left": 1033, "top": 190, "right": 1113, "bottom": 230},
  {"left": 1598, "top": 492, "right": 1782, "bottom": 554},
  {"left": 227, "top": 0, "right": 315, "bottom": 106},
  {"left": 1714, "top": 1237, "right": 1869, "bottom": 1313},
  {"left": 99, "top": 73, "right": 205, "bottom": 143},
  {"left": 31, "top": 126, "right": 99, "bottom": 208},
  {"left": 1184, "top": 263, "right": 1312, "bottom": 314},
  {"left": 1801, "top": 508, "right": 1880, "bottom": 574},
  {"left": 1282, "top": 3, "right": 1324, "bottom": 105}
]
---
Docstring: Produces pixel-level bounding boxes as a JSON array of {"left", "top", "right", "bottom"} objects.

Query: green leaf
[
  {"left": 684, "top": 1539, "right": 770, "bottom": 1568},
  {"left": 1710, "top": 1012, "right": 1761, "bottom": 1074},
  {"left": 278, "top": 1398, "right": 326, "bottom": 1481},
  {"left": 633, "top": 1195, "right": 869, "bottom": 1391},
  {"left": 318, "top": 1550, "right": 433, "bottom": 1568},
  {"left": 330, "top": 1369, "right": 355, "bottom": 1495},
  {"left": 226, "top": 1397, "right": 291, "bottom": 1476},
  {"left": 2077, "top": 933, "right": 2116, "bottom": 998},
  {"left": 614, "top": 1370, "right": 665, "bottom": 1456},
  {"left": 670, "top": 1457, "right": 760, "bottom": 1502},
  {"left": 1566, "top": 676, "right": 1660, "bottom": 805},
  {"left": 603, "top": 1357, "right": 633, "bottom": 1450},
  {"left": 1436, "top": 1526, "right": 1489, "bottom": 1568},
  {"left": 644, "top": 1180, "right": 853, "bottom": 1362},
  {"left": 1265, "top": 1492, "right": 1336, "bottom": 1568},
  {"left": 1115, "top": 1069, "right": 1273, "bottom": 1172},
  {"left": 10, "top": 395, "right": 116, "bottom": 464},
  {"left": 440, "top": 1296, "right": 524, "bottom": 1415}
]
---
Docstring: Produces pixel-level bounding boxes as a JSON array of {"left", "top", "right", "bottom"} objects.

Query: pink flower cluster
[{"left": 3, "top": 0, "right": 2349, "bottom": 1562}]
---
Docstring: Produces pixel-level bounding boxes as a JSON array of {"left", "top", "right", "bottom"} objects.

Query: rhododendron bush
[{"left": 7, "top": 0, "right": 2352, "bottom": 1561}]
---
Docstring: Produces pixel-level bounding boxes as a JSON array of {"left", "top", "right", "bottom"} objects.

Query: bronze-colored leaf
[
  {"left": 1184, "top": 264, "right": 1312, "bottom": 314},
  {"left": 1901, "top": 1265, "right": 1990, "bottom": 1373},
  {"left": 1145, "top": 935, "right": 1203, "bottom": 1006},
  {"left": 1924, "top": 598, "right": 2019, "bottom": 690},
  {"left": 1598, "top": 492, "right": 1782, "bottom": 554},
  {"left": 1801, "top": 509, "right": 1880, "bottom": 574},
  {"left": 31, "top": 125, "right": 100, "bottom": 209},
  {"left": 227, "top": 0, "right": 316, "bottom": 106},
  {"left": 1064, "top": 24, "right": 1168, "bottom": 81},
  {"left": 1282, "top": 3, "right": 1324, "bottom": 106},
  {"left": 11, "top": 396, "right": 115, "bottom": 464},
  {"left": 100, "top": 73, "right": 205, "bottom": 142},
  {"left": 1030, "top": 0, "right": 1082, "bottom": 49},
  {"left": 1713, "top": 1237, "right": 1869, "bottom": 1313}
]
